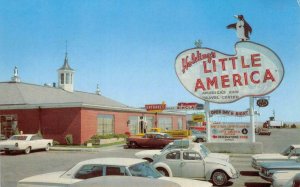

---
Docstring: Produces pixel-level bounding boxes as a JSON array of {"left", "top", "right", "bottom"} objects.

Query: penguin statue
[{"left": 227, "top": 15, "right": 252, "bottom": 41}]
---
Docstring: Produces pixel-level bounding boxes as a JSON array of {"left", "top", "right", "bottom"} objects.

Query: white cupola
[
  {"left": 57, "top": 45, "right": 74, "bottom": 92},
  {"left": 11, "top": 66, "right": 21, "bottom": 82}
]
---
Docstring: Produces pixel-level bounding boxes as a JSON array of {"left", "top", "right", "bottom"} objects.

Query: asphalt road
[{"left": 1, "top": 128, "right": 299, "bottom": 187}]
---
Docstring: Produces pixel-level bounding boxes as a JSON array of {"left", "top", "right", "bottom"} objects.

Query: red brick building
[{"left": 0, "top": 54, "right": 186, "bottom": 144}]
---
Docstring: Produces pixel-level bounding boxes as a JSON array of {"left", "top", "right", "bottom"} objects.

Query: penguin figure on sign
[{"left": 227, "top": 15, "right": 252, "bottom": 41}]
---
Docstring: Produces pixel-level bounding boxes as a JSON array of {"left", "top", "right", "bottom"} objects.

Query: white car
[
  {"left": 0, "top": 134, "right": 53, "bottom": 154},
  {"left": 272, "top": 171, "right": 300, "bottom": 187},
  {"left": 152, "top": 146, "right": 239, "bottom": 186},
  {"left": 252, "top": 145, "right": 300, "bottom": 170},
  {"left": 18, "top": 157, "right": 213, "bottom": 187},
  {"left": 135, "top": 139, "right": 230, "bottom": 162}
]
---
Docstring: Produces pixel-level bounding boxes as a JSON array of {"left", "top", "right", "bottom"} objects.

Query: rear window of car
[{"left": 74, "top": 164, "right": 103, "bottom": 179}]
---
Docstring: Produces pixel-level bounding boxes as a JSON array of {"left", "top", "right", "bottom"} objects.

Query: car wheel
[
  {"left": 212, "top": 170, "right": 228, "bottom": 186},
  {"left": 196, "top": 138, "right": 204, "bottom": 143},
  {"left": 157, "top": 167, "right": 169, "bottom": 177},
  {"left": 130, "top": 141, "right": 137, "bottom": 148},
  {"left": 45, "top": 144, "right": 50, "bottom": 151},
  {"left": 24, "top": 147, "right": 31, "bottom": 154}
]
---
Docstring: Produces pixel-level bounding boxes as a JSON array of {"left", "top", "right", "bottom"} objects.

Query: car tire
[
  {"left": 212, "top": 170, "right": 228, "bottom": 186},
  {"left": 130, "top": 141, "right": 137, "bottom": 148},
  {"left": 157, "top": 167, "right": 169, "bottom": 177},
  {"left": 45, "top": 144, "right": 50, "bottom": 151},
  {"left": 24, "top": 147, "right": 31, "bottom": 154}
]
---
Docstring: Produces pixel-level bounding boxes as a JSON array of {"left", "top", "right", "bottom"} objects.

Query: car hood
[
  {"left": 205, "top": 157, "right": 230, "bottom": 167},
  {"left": 18, "top": 171, "right": 81, "bottom": 186},
  {"left": 261, "top": 160, "right": 300, "bottom": 169},
  {"left": 252, "top": 153, "right": 286, "bottom": 160},
  {"left": 160, "top": 177, "right": 213, "bottom": 187},
  {"left": 135, "top": 150, "right": 161, "bottom": 158},
  {"left": 208, "top": 153, "right": 230, "bottom": 162}
]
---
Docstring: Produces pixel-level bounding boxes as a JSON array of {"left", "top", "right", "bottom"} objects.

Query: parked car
[
  {"left": 69, "top": 176, "right": 181, "bottom": 187},
  {"left": 0, "top": 134, "right": 7, "bottom": 140},
  {"left": 259, "top": 157, "right": 300, "bottom": 182},
  {"left": 272, "top": 170, "right": 300, "bottom": 187},
  {"left": 283, "top": 172, "right": 300, "bottom": 187},
  {"left": 258, "top": 127, "right": 271, "bottom": 135},
  {"left": 152, "top": 145, "right": 238, "bottom": 186},
  {"left": 18, "top": 158, "right": 213, "bottom": 187},
  {"left": 252, "top": 144, "right": 300, "bottom": 170},
  {"left": 0, "top": 134, "right": 53, "bottom": 154},
  {"left": 191, "top": 129, "right": 207, "bottom": 142},
  {"left": 125, "top": 132, "right": 179, "bottom": 149},
  {"left": 135, "top": 139, "right": 229, "bottom": 163}
]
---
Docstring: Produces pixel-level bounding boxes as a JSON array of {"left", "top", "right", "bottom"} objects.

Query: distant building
[{"left": 0, "top": 52, "right": 186, "bottom": 144}]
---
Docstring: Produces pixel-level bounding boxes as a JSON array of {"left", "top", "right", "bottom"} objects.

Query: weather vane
[{"left": 194, "top": 39, "right": 202, "bottom": 48}]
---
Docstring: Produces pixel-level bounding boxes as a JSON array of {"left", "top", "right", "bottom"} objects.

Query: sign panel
[
  {"left": 145, "top": 102, "right": 166, "bottom": 113},
  {"left": 192, "top": 114, "right": 205, "bottom": 122},
  {"left": 177, "top": 102, "right": 203, "bottom": 110},
  {"left": 210, "top": 109, "right": 249, "bottom": 117},
  {"left": 210, "top": 122, "right": 251, "bottom": 142},
  {"left": 175, "top": 41, "right": 284, "bottom": 103},
  {"left": 257, "top": 98, "right": 269, "bottom": 107}
]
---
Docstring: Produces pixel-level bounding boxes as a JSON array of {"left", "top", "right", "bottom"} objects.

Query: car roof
[
  {"left": 77, "top": 158, "right": 146, "bottom": 167},
  {"left": 69, "top": 176, "right": 180, "bottom": 187},
  {"left": 12, "top": 134, "right": 35, "bottom": 136}
]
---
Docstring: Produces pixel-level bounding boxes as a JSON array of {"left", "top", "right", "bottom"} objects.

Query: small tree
[
  {"left": 291, "top": 124, "right": 297, "bottom": 128},
  {"left": 65, "top": 134, "right": 73, "bottom": 145}
]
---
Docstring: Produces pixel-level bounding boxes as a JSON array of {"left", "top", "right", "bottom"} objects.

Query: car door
[
  {"left": 180, "top": 151, "right": 205, "bottom": 179},
  {"left": 161, "top": 150, "right": 182, "bottom": 177},
  {"left": 29, "top": 135, "right": 41, "bottom": 150}
]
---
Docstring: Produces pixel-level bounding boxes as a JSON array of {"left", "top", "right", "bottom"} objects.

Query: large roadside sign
[{"left": 175, "top": 41, "right": 284, "bottom": 103}]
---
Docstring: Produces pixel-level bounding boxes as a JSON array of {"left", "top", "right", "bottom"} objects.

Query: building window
[
  {"left": 177, "top": 118, "right": 183, "bottom": 129},
  {"left": 128, "top": 116, "right": 138, "bottom": 135},
  {"left": 145, "top": 117, "right": 154, "bottom": 131},
  {"left": 70, "top": 73, "right": 73, "bottom": 84},
  {"left": 97, "top": 114, "right": 114, "bottom": 135},
  {"left": 61, "top": 73, "right": 64, "bottom": 84},
  {"left": 66, "top": 73, "right": 70, "bottom": 84},
  {"left": 158, "top": 117, "right": 172, "bottom": 130}
]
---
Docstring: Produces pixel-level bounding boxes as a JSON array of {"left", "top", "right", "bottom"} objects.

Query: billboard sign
[
  {"left": 145, "top": 102, "right": 166, "bottom": 113},
  {"left": 192, "top": 114, "right": 205, "bottom": 122},
  {"left": 210, "top": 122, "right": 251, "bottom": 142},
  {"left": 175, "top": 41, "right": 284, "bottom": 103},
  {"left": 177, "top": 102, "right": 203, "bottom": 110}
]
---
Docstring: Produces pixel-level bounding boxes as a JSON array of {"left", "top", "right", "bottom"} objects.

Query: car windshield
[
  {"left": 9, "top": 135, "right": 27, "bottom": 140},
  {"left": 281, "top": 146, "right": 293, "bottom": 156},
  {"left": 200, "top": 144, "right": 211, "bottom": 158},
  {"left": 128, "top": 162, "right": 161, "bottom": 178}
]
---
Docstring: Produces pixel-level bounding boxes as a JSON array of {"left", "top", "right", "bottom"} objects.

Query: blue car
[{"left": 259, "top": 157, "right": 300, "bottom": 182}]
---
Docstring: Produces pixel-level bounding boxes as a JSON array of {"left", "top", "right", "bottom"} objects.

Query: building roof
[
  {"left": 58, "top": 53, "right": 74, "bottom": 71},
  {"left": 0, "top": 82, "right": 186, "bottom": 116},
  {"left": 0, "top": 82, "right": 129, "bottom": 110}
]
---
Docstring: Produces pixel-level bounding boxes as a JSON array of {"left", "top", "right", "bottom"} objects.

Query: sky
[{"left": 1, "top": 0, "right": 300, "bottom": 122}]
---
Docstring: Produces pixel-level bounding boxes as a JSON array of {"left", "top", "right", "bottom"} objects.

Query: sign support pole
[
  {"left": 204, "top": 101, "right": 211, "bottom": 142},
  {"left": 249, "top": 96, "right": 256, "bottom": 142}
]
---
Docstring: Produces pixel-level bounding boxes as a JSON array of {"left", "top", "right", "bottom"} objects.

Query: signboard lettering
[{"left": 175, "top": 41, "right": 284, "bottom": 103}]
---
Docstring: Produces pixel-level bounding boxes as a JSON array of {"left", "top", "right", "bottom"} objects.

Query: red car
[{"left": 125, "top": 132, "right": 178, "bottom": 149}]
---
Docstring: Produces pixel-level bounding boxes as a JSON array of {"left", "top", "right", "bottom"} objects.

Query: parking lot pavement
[{"left": 1, "top": 128, "right": 299, "bottom": 187}]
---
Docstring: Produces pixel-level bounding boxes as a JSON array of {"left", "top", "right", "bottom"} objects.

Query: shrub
[
  {"left": 291, "top": 124, "right": 297, "bottom": 128},
  {"left": 65, "top": 134, "right": 73, "bottom": 145}
]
